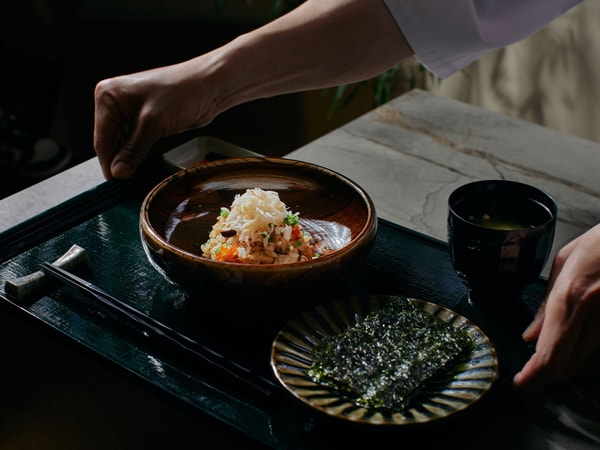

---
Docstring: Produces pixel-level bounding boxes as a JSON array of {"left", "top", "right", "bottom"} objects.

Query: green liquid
[{"left": 467, "top": 214, "right": 533, "bottom": 231}]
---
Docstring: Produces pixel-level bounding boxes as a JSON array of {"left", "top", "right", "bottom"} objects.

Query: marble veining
[{"left": 287, "top": 90, "right": 600, "bottom": 273}]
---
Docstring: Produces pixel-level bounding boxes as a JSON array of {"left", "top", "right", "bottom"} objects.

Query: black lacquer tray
[{"left": 0, "top": 160, "right": 545, "bottom": 449}]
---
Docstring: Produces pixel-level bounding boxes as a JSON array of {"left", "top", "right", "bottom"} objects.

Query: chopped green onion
[
  {"left": 284, "top": 214, "right": 299, "bottom": 226},
  {"left": 220, "top": 208, "right": 229, "bottom": 218}
]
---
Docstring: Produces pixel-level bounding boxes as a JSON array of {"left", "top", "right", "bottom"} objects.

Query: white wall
[{"left": 430, "top": 2, "right": 600, "bottom": 144}]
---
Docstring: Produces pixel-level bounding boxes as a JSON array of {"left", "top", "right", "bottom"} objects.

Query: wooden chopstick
[{"left": 40, "top": 262, "right": 279, "bottom": 397}]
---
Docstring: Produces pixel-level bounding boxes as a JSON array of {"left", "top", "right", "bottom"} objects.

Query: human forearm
[
  {"left": 198, "top": 0, "right": 413, "bottom": 112},
  {"left": 94, "top": 0, "right": 413, "bottom": 179}
]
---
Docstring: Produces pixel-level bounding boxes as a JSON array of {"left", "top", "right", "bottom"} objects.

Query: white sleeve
[{"left": 383, "top": 0, "right": 583, "bottom": 78}]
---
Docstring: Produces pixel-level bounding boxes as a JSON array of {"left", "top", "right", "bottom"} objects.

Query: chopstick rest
[{"left": 3, "top": 244, "right": 89, "bottom": 303}]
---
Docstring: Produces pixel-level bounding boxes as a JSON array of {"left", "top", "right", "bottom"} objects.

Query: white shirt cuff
[{"left": 383, "top": 0, "right": 583, "bottom": 78}]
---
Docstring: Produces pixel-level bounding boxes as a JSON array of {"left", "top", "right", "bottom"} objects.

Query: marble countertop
[{"left": 287, "top": 90, "right": 600, "bottom": 273}]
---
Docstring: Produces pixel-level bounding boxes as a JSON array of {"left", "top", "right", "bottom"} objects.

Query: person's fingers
[
  {"left": 94, "top": 78, "right": 164, "bottom": 179},
  {"left": 94, "top": 79, "right": 131, "bottom": 179},
  {"left": 514, "top": 225, "right": 600, "bottom": 395},
  {"left": 522, "top": 301, "right": 545, "bottom": 342},
  {"left": 94, "top": 135, "right": 118, "bottom": 180},
  {"left": 558, "top": 326, "right": 600, "bottom": 382},
  {"left": 518, "top": 326, "right": 600, "bottom": 392},
  {"left": 110, "top": 143, "right": 143, "bottom": 179},
  {"left": 513, "top": 267, "right": 584, "bottom": 393},
  {"left": 109, "top": 107, "right": 161, "bottom": 179},
  {"left": 94, "top": 110, "right": 121, "bottom": 179},
  {"left": 522, "top": 240, "right": 573, "bottom": 341},
  {"left": 514, "top": 279, "right": 600, "bottom": 394},
  {"left": 513, "top": 294, "right": 581, "bottom": 395}
]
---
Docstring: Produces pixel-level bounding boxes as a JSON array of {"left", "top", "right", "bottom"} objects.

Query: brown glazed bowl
[{"left": 139, "top": 157, "right": 377, "bottom": 298}]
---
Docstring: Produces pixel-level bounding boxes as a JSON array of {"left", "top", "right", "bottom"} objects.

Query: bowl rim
[
  {"left": 447, "top": 179, "right": 558, "bottom": 231},
  {"left": 140, "top": 157, "right": 378, "bottom": 269}
]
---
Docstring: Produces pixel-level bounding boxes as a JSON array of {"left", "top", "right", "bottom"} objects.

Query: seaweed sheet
[{"left": 308, "top": 296, "right": 473, "bottom": 411}]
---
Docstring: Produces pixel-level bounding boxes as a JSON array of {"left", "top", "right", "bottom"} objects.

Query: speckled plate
[{"left": 270, "top": 295, "right": 499, "bottom": 426}]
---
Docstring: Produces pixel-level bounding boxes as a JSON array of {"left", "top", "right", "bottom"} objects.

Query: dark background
[
  {"left": 0, "top": 0, "right": 373, "bottom": 199},
  {"left": 0, "top": 2, "right": 373, "bottom": 449}
]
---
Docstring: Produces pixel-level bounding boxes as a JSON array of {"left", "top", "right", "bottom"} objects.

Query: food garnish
[
  {"left": 201, "top": 188, "right": 316, "bottom": 264},
  {"left": 308, "top": 296, "right": 474, "bottom": 411}
]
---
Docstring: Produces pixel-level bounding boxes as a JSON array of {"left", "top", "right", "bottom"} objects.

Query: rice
[{"left": 201, "top": 188, "right": 316, "bottom": 264}]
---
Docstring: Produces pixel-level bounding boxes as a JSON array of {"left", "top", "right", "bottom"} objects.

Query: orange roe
[{"left": 215, "top": 244, "right": 239, "bottom": 262}]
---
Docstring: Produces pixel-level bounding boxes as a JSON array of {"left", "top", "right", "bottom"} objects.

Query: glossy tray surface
[{"left": 0, "top": 164, "right": 545, "bottom": 449}]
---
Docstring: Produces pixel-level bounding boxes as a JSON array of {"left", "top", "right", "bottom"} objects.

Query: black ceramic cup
[{"left": 448, "top": 180, "right": 558, "bottom": 304}]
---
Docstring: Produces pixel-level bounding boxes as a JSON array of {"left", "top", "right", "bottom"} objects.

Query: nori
[{"left": 308, "top": 296, "right": 474, "bottom": 411}]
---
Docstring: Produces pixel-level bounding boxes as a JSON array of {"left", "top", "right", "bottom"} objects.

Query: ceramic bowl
[
  {"left": 448, "top": 180, "right": 557, "bottom": 303},
  {"left": 139, "top": 157, "right": 377, "bottom": 297}
]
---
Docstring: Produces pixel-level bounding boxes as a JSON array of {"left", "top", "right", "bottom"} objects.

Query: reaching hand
[
  {"left": 93, "top": 59, "right": 222, "bottom": 179},
  {"left": 513, "top": 223, "right": 600, "bottom": 394},
  {"left": 91, "top": 1, "right": 411, "bottom": 180}
]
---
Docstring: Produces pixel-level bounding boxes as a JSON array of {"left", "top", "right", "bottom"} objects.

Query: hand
[
  {"left": 93, "top": 59, "right": 222, "bottom": 179},
  {"left": 91, "top": 0, "right": 411, "bottom": 180},
  {"left": 513, "top": 223, "right": 600, "bottom": 394}
]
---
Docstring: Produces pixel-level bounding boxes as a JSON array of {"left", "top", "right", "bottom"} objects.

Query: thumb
[{"left": 110, "top": 124, "right": 159, "bottom": 179}]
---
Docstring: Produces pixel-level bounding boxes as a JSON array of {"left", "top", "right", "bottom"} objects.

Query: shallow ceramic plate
[{"left": 270, "top": 295, "right": 499, "bottom": 426}]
